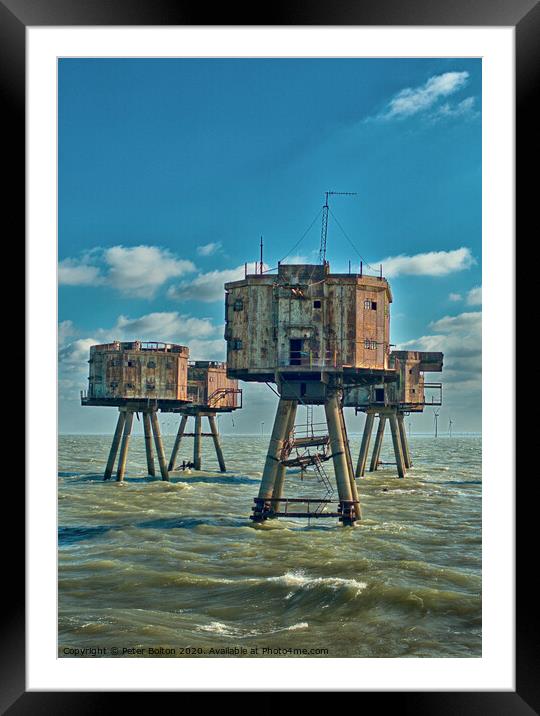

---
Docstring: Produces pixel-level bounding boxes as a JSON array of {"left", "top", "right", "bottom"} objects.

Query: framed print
[{"left": 7, "top": 0, "right": 533, "bottom": 709}]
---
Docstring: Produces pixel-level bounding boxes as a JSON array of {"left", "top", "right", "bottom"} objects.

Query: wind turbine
[{"left": 433, "top": 409, "right": 440, "bottom": 438}]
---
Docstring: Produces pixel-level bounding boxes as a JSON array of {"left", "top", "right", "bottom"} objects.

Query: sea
[{"left": 58, "top": 432, "right": 481, "bottom": 658}]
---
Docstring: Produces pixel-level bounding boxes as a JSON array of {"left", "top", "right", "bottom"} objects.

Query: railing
[
  {"left": 419, "top": 382, "right": 443, "bottom": 406},
  {"left": 278, "top": 350, "right": 342, "bottom": 369},
  {"left": 251, "top": 497, "right": 360, "bottom": 520},
  {"left": 207, "top": 387, "right": 243, "bottom": 409},
  {"left": 278, "top": 344, "right": 387, "bottom": 369},
  {"left": 188, "top": 360, "right": 227, "bottom": 368},
  {"left": 291, "top": 421, "right": 328, "bottom": 441}
]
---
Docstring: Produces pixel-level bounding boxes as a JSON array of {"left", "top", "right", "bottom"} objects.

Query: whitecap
[
  {"left": 287, "top": 622, "right": 308, "bottom": 631},
  {"left": 268, "top": 570, "right": 367, "bottom": 596}
]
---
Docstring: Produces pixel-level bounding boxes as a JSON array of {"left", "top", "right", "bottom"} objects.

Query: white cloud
[
  {"left": 466, "top": 285, "right": 482, "bottom": 306},
  {"left": 58, "top": 257, "right": 104, "bottom": 286},
  {"left": 400, "top": 310, "right": 481, "bottom": 391},
  {"left": 59, "top": 312, "right": 219, "bottom": 361},
  {"left": 433, "top": 96, "right": 477, "bottom": 120},
  {"left": 430, "top": 311, "right": 481, "bottom": 333},
  {"left": 448, "top": 293, "right": 462, "bottom": 302},
  {"left": 382, "top": 71, "right": 469, "bottom": 119},
  {"left": 283, "top": 255, "right": 310, "bottom": 264},
  {"left": 380, "top": 247, "right": 475, "bottom": 278},
  {"left": 103, "top": 246, "right": 195, "bottom": 298},
  {"left": 58, "top": 338, "right": 98, "bottom": 400},
  {"left": 59, "top": 337, "right": 97, "bottom": 368},
  {"left": 112, "top": 312, "right": 216, "bottom": 342},
  {"left": 188, "top": 338, "right": 227, "bottom": 361},
  {"left": 58, "top": 245, "right": 196, "bottom": 298},
  {"left": 58, "top": 320, "right": 77, "bottom": 345},
  {"left": 168, "top": 264, "right": 246, "bottom": 303},
  {"left": 197, "top": 242, "right": 221, "bottom": 257}
]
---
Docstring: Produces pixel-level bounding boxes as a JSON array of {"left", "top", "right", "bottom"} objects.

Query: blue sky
[{"left": 58, "top": 58, "right": 481, "bottom": 434}]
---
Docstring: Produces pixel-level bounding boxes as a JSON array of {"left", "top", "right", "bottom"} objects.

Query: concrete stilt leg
[
  {"left": 143, "top": 412, "right": 156, "bottom": 477},
  {"left": 338, "top": 405, "right": 355, "bottom": 485},
  {"left": 325, "top": 393, "right": 358, "bottom": 525},
  {"left": 356, "top": 412, "right": 375, "bottom": 478},
  {"left": 208, "top": 415, "right": 226, "bottom": 472},
  {"left": 193, "top": 415, "right": 202, "bottom": 471},
  {"left": 389, "top": 412, "right": 406, "bottom": 478},
  {"left": 397, "top": 413, "right": 413, "bottom": 469},
  {"left": 168, "top": 414, "right": 188, "bottom": 471},
  {"left": 252, "top": 399, "right": 295, "bottom": 522},
  {"left": 104, "top": 410, "right": 126, "bottom": 480},
  {"left": 150, "top": 411, "right": 169, "bottom": 481},
  {"left": 369, "top": 416, "right": 386, "bottom": 472},
  {"left": 271, "top": 401, "right": 297, "bottom": 514},
  {"left": 338, "top": 404, "right": 362, "bottom": 519},
  {"left": 116, "top": 410, "right": 134, "bottom": 482}
]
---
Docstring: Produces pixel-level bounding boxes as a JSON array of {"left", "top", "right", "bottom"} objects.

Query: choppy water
[{"left": 58, "top": 433, "right": 481, "bottom": 658}]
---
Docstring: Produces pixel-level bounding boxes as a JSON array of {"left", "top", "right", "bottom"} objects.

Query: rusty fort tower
[
  {"left": 345, "top": 350, "right": 443, "bottom": 479},
  {"left": 168, "top": 361, "right": 242, "bottom": 473},
  {"left": 224, "top": 195, "right": 443, "bottom": 526},
  {"left": 81, "top": 342, "right": 241, "bottom": 480}
]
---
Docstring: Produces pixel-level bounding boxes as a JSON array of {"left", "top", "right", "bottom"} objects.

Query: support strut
[
  {"left": 208, "top": 415, "right": 226, "bottom": 472},
  {"left": 168, "top": 414, "right": 188, "bottom": 471},
  {"left": 116, "top": 410, "right": 134, "bottom": 482},
  {"left": 356, "top": 412, "right": 375, "bottom": 478},
  {"left": 104, "top": 410, "right": 126, "bottom": 480},
  {"left": 369, "top": 415, "right": 386, "bottom": 472}
]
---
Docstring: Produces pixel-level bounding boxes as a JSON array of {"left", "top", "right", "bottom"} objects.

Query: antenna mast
[{"left": 319, "top": 191, "right": 357, "bottom": 264}]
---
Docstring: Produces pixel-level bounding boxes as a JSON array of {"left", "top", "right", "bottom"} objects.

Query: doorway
[{"left": 289, "top": 339, "right": 303, "bottom": 366}]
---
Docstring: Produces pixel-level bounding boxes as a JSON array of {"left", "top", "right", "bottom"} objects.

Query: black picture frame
[{"left": 8, "top": 0, "right": 532, "bottom": 710}]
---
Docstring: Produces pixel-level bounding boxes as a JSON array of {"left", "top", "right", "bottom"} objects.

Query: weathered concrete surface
[
  {"left": 224, "top": 263, "right": 392, "bottom": 380},
  {"left": 87, "top": 341, "right": 189, "bottom": 402},
  {"left": 104, "top": 410, "right": 126, "bottom": 480}
]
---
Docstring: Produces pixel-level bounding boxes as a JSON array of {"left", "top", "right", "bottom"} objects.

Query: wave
[
  {"left": 196, "top": 620, "right": 309, "bottom": 639},
  {"left": 267, "top": 571, "right": 368, "bottom": 597}
]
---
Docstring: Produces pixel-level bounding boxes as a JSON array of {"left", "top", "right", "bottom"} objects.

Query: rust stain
[
  {"left": 224, "top": 263, "right": 393, "bottom": 375},
  {"left": 87, "top": 341, "right": 189, "bottom": 401},
  {"left": 187, "top": 361, "right": 240, "bottom": 409}
]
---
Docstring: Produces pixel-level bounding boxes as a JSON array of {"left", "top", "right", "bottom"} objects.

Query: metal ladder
[
  {"left": 311, "top": 453, "right": 334, "bottom": 514},
  {"left": 280, "top": 403, "right": 335, "bottom": 517}
]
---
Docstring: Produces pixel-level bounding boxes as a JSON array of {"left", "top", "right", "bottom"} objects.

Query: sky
[{"left": 58, "top": 58, "right": 482, "bottom": 435}]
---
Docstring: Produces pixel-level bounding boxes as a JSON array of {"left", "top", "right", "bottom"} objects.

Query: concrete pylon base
[
  {"left": 103, "top": 407, "right": 168, "bottom": 482},
  {"left": 360, "top": 408, "right": 412, "bottom": 479},
  {"left": 251, "top": 393, "right": 361, "bottom": 527},
  {"left": 168, "top": 412, "right": 228, "bottom": 473}
]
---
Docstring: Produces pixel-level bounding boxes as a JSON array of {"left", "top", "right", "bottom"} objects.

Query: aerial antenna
[
  {"left": 433, "top": 409, "right": 440, "bottom": 438},
  {"left": 319, "top": 191, "right": 356, "bottom": 264},
  {"left": 260, "top": 236, "right": 263, "bottom": 275}
]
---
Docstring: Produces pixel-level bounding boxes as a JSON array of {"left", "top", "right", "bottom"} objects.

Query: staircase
[
  {"left": 206, "top": 387, "right": 242, "bottom": 408},
  {"left": 279, "top": 405, "right": 335, "bottom": 515}
]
